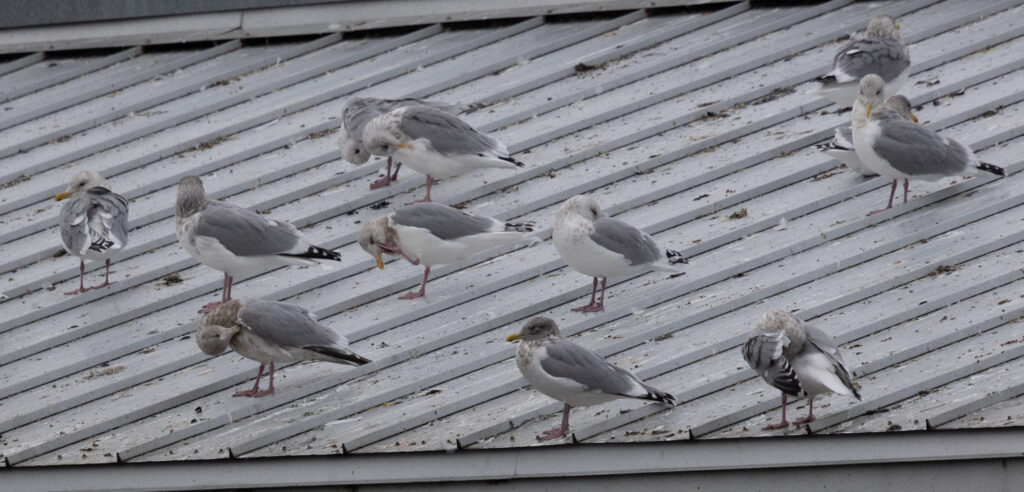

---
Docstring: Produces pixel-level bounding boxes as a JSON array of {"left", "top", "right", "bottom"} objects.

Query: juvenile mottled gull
[
  {"left": 197, "top": 298, "right": 371, "bottom": 397},
  {"left": 851, "top": 74, "right": 1005, "bottom": 215},
  {"left": 818, "top": 95, "right": 918, "bottom": 176},
  {"left": 55, "top": 170, "right": 129, "bottom": 295},
  {"left": 553, "top": 195, "right": 686, "bottom": 313},
  {"left": 362, "top": 105, "right": 524, "bottom": 202},
  {"left": 507, "top": 317, "right": 676, "bottom": 440},
  {"left": 339, "top": 97, "right": 481, "bottom": 189},
  {"left": 175, "top": 175, "right": 341, "bottom": 313},
  {"left": 815, "top": 15, "right": 910, "bottom": 108},
  {"left": 743, "top": 310, "right": 860, "bottom": 429},
  {"left": 358, "top": 202, "right": 536, "bottom": 299}
]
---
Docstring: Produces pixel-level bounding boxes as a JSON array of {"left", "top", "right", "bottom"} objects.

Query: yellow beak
[
  {"left": 896, "top": 23, "right": 901, "bottom": 30},
  {"left": 375, "top": 251, "right": 384, "bottom": 270},
  {"left": 865, "top": 102, "right": 871, "bottom": 118},
  {"left": 54, "top": 192, "right": 72, "bottom": 201},
  {"left": 395, "top": 143, "right": 411, "bottom": 150},
  {"left": 506, "top": 333, "right": 521, "bottom": 342},
  {"left": 911, "top": 113, "right": 919, "bottom": 123}
]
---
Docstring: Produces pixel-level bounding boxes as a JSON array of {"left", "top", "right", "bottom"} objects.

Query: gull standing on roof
[
  {"left": 743, "top": 310, "right": 860, "bottom": 429},
  {"left": 339, "top": 97, "right": 481, "bottom": 190},
  {"left": 175, "top": 175, "right": 341, "bottom": 313},
  {"left": 819, "top": 95, "right": 918, "bottom": 177},
  {"left": 55, "top": 170, "right": 129, "bottom": 295},
  {"left": 358, "top": 202, "right": 536, "bottom": 299},
  {"left": 815, "top": 15, "right": 910, "bottom": 108},
  {"left": 852, "top": 74, "right": 1005, "bottom": 215},
  {"left": 507, "top": 317, "right": 676, "bottom": 441},
  {"left": 362, "top": 105, "right": 524, "bottom": 202},
  {"left": 553, "top": 195, "right": 686, "bottom": 313},
  {"left": 197, "top": 298, "right": 371, "bottom": 397}
]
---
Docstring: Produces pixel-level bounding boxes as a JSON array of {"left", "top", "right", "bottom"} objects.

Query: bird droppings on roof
[{"left": 1, "top": 0, "right": 1024, "bottom": 470}]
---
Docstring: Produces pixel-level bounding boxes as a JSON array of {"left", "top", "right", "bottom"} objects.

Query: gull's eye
[
  {"left": 369, "top": 238, "right": 375, "bottom": 245},
  {"left": 354, "top": 148, "right": 360, "bottom": 154}
]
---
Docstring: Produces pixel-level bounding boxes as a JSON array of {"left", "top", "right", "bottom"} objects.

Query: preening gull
[
  {"left": 851, "top": 75, "right": 1004, "bottom": 215},
  {"left": 339, "top": 97, "right": 481, "bottom": 189},
  {"left": 362, "top": 105, "right": 524, "bottom": 202},
  {"left": 358, "top": 202, "right": 536, "bottom": 299},
  {"left": 175, "top": 175, "right": 341, "bottom": 313},
  {"left": 553, "top": 195, "right": 686, "bottom": 313},
  {"left": 197, "top": 298, "right": 371, "bottom": 397},
  {"left": 55, "top": 170, "right": 129, "bottom": 295},
  {"left": 818, "top": 94, "right": 918, "bottom": 177},
  {"left": 742, "top": 310, "right": 860, "bottom": 429},
  {"left": 815, "top": 15, "right": 910, "bottom": 108},
  {"left": 507, "top": 317, "right": 676, "bottom": 440}
]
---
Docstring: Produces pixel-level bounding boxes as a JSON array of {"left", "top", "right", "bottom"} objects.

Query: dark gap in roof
[
  {"left": 342, "top": 24, "right": 431, "bottom": 41},
  {"left": 444, "top": 16, "right": 531, "bottom": 31},
  {"left": 544, "top": 9, "right": 633, "bottom": 23},
  {"left": 645, "top": 2, "right": 737, "bottom": 17},
  {"left": 143, "top": 41, "right": 221, "bottom": 54},
  {"left": 45, "top": 46, "right": 127, "bottom": 59},
  {"left": 750, "top": 0, "right": 829, "bottom": 7},
  {"left": 239, "top": 33, "right": 325, "bottom": 48},
  {"left": 0, "top": 53, "right": 25, "bottom": 63}
]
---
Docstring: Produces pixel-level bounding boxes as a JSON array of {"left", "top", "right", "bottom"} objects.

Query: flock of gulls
[{"left": 50, "top": 14, "right": 1005, "bottom": 440}]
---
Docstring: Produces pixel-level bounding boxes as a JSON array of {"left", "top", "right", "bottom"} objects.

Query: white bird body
[
  {"left": 516, "top": 343, "right": 648, "bottom": 407},
  {"left": 391, "top": 217, "right": 527, "bottom": 266},
  {"left": 176, "top": 211, "right": 316, "bottom": 279}
]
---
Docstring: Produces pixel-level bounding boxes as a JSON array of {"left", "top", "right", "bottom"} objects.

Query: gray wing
[
  {"left": 590, "top": 217, "right": 661, "bottom": 266},
  {"left": 346, "top": 97, "right": 473, "bottom": 136},
  {"left": 802, "top": 324, "right": 860, "bottom": 399},
  {"left": 238, "top": 300, "right": 341, "bottom": 349},
  {"left": 399, "top": 106, "right": 502, "bottom": 156},
  {"left": 60, "top": 187, "right": 129, "bottom": 256},
  {"left": 834, "top": 125, "right": 854, "bottom": 149},
  {"left": 195, "top": 202, "right": 303, "bottom": 257},
  {"left": 742, "top": 331, "right": 803, "bottom": 396},
  {"left": 831, "top": 38, "right": 909, "bottom": 83},
  {"left": 392, "top": 202, "right": 500, "bottom": 240},
  {"left": 870, "top": 112, "right": 972, "bottom": 176},
  {"left": 540, "top": 341, "right": 643, "bottom": 396}
]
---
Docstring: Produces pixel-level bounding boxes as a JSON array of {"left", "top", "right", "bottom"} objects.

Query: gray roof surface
[{"left": 1, "top": 0, "right": 1024, "bottom": 468}]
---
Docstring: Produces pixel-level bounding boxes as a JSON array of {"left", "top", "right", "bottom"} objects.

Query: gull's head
[
  {"left": 363, "top": 113, "right": 406, "bottom": 156},
  {"left": 884, "top": 95, "right": 918, "bottom": 123},
  {"left": 55, "top": 170, "right": 107, "bottom": 201},
  {"left": 196, "top": 300, "right": 243, "bottom": 356},
  {"left": 507, "top": 316, "right": 560, "bottom": 343},
  {"left": 757, "top": 310, "right": 803, "bottom": 335},
  {"left": 866, "top": 15, "right": 900, "bottom": 41},
  {"left": 358, "top": 215, "right": 393, "bottom": 270},
  {"left": 339, "top": 130, "right": 371, "bottom": 165},
  {"left": 176, "top": 175, "right": 207, "bottom": 218},
  {"left": 857, "top": 74, "right": 886, "bottom": 117},
  {"left": 558, "top": 195, "right": 604, "bottom": 222}
]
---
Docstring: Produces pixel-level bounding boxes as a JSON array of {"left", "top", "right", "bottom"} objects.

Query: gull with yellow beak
[
  {"left": 818, "top": 94, "right": 918, "bottom": 177},
  {"left": 362, "top": 106, "right": 525, "bottom": 202},
  {"left": 852, "top": 74, "right": 1004, "bottom": 215},
  {"left": 507, "top": 317, "right": 676, "bottom": 441},
  {"left": 55, "top": 170, "right": 129, "bottom": 295},
  {"left": 357, "top": 202, "right": 536, "bottom": 299}
]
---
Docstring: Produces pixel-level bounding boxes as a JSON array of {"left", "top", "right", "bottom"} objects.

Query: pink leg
[
  {"left": 413, "top": 176, "right": 434, "bottom": 203},
  {"left": 867, "top": 179, "right": 898, "bottom": 216},
  {"left": 65, "top": 260, "right": 93, "bottom": 295},
  {"left": 571, "top": 277, "right": 599, "bottom": 312},
  {"left": 93, "top": 258, "right": 114, "bottom": 289},
  {"left": 400, "top": 267, "right": 430, "bottom": 299},
  {"left": 200, "top": 274, "right": 232, "bottom": 314},
  {"left": 763, "top": 393, "right": 791, "bottom": 430},
  {"left": 391, "top": 161, "right": 402, "bottom": 180},
  {"left": 902, "top": 178, "right": 909, "bottom": 203},
  {"left": 574, "top": 278, "right": 607, "bottom": 313},
  {"left": 793, "top": 396, "right": 816, "bottom": 425},
  {"left": 370, "top": 157, "right": 399, "bottom": 190},
  {"left": 233, "top": 363, "right": 266, "bottom": 397},
  {"left": 539, "top": 404, "right": 571, "bottom": 441}
]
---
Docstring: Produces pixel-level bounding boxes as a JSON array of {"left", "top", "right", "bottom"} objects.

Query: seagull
[
  {"left": 362, "top": 105, "right": 524, "bottom": 202},
  {"left": 553, "top": 195, "right": 686, "bottom": 313},
  {"left": 196, "top": 298, "right": 371, "bottom": 397},
  {"left": 851, "top": 74, "right": 1005, "bottom": 215},
  {"left": 818, "top": 94, "right": 918, "bottom": 177},
  {"left": 742, "top": 310, "right": 860, "bottom": 429},
  {"left": 357, "top": 202, "right": 536, "bottom": 299},
  {"left": 175, "top": 175, "right": 341, "bottom": 313},
  {"left": 339, "top": 97, "right": 481, "bottom": 190},
  {"left": 815, "top": 15, "right": 910, "bottom": 108},
  {"left": 55, "top": 170, "right": 129, "bottom": 295},
  {"left": 507, "top": 317, "right": 676, "bottom": 441}
]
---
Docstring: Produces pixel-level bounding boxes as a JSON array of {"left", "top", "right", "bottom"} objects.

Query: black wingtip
[
  {"left": 500, "top": 155, "right": 526, "bottom": 168},
  {"left": 283, "top": 245, "right": 342, "bottom": 262},
  {"left": 978, "top": 162, "right": 1005, "bottom": 177},
  {"left": 461, "top": 102, "right": 487, "bottom": 114},
  {"left": 665, "top": 249, "right": 688, "bottom": 265},
  {"left": 504, "top": 221, "right": 534, "bottom": 233},
  {"left": 817, "top": 74, "right": 837, "bottom": 83},
  {"left": 305, "top": 346, "right": 372, "bottom": 366}
]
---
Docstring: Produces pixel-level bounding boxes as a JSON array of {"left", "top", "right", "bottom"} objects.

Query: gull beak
[
  {"left": 395, "top": 143, "right": 411, "bottom": 150},
  {"left": 54, "top": 192, "right": 72, "bottom": 201},
  {"left": 911, "top": 113, "right": 919, "bottom": 123},
  {"left": 896, "top": 23, "right": 901, "bottom": 30},
  {"left": 375, "top": 251, "right": 384, "bottom": 270},
  {"left": 865, "top": 102, "right": 871, "bottom": 118},
  {"left": 506, "top": 333, "right": 521, "bottom": 342}
]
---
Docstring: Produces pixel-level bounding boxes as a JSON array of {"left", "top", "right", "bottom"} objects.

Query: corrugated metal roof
[{"left": 2, "top": 0, "right": 1024, "bottom": 470}]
